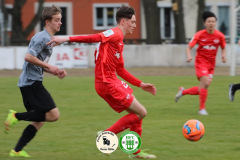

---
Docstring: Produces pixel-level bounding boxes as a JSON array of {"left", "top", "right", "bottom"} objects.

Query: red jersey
[
  {"left": 94, "top": 27, "right": 141, "bottom": 86},
  {"left": 94, "top": 27, "right": 124, "bottom": 83},
  {"left": 189, "top": 29, "right": 226, "bottom": 68},
  {"left": 69, "top": 27, "right": 141, "bottom": 87}
]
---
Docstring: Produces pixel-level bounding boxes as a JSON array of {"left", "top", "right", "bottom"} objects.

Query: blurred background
[{"left": 0, "top": 0, "right": 239, "bottom": 75}]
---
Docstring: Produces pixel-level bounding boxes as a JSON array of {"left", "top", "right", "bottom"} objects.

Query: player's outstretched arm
[
  {"left": 47, "top": 34, "right": 102, "bottom": 47},
  {"left": 46, "top": 36, "right": 70, "bottom": 47},
  {"left": 140, "top": 82, "right": 157, "bottom": 95}
]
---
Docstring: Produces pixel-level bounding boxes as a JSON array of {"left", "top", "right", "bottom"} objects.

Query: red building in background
[{"left": 4, "top": 0, "right": 142, "bottom": 41}]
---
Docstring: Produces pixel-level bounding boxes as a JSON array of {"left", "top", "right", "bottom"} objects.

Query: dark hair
[
  {"left": 202, "top": 11, "right": 217, "bottom": 22},
  {"left": 42, "top": 5, "right": 62, "bottom": 26},
  {"left": 116, "top": 5, "right": 135, "bottom": 23}
]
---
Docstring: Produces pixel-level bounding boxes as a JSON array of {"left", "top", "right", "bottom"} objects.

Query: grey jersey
[{"left": 18, "top": 29, "right": 53, "bottom": 87}]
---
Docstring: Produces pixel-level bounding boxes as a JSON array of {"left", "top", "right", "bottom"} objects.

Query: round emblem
[
  {"left": 119, "top": 131, "right": 142, "bottom": 154},
  {"left": 96, "top": 131, "right": 118, "bottom": 154}
]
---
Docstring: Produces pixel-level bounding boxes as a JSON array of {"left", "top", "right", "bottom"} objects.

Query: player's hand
[
  {"left": 57, "top": 69, "right": 67, "bottom": 79},
  {"left": 222, "top": 56, "right": 226, "bottom": 63},
  {"left": 46, "top": 37, "right": 69, "bottom": 47},
  {"left": 140, "top": 82, "right": 157, "bottom": 95},
  {"left": 186, "top": 57, "right": 192, "bottom": 63},
  {"left": 46, "top": 65, "right": 59, "bottom": 75}
]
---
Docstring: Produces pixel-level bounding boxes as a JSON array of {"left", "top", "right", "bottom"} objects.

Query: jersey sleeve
[
  {"left": 188, "top": 32, "right": 200, "bottom": 48},
  {"left": 219, "top": 33, "right": 226, "bottom": 49},
  {"left": 69, "top": 34, "right": 102, "bottom": 43},
  {"left": 116, "top": 61, "right": 142, "bottom": 87},
  {"left": 99, "top": 29, "right": 121, "bottom": 43},
  {"left": 27, "top": 35, "right": 47, "bottom": 57}
]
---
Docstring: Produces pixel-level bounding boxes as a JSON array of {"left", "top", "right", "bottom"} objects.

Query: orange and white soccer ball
[{"left": 182, "top": 119, "right": 205, "bottom": 141}]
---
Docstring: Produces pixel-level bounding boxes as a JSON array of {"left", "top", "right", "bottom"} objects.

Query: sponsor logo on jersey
[
  {"left": 102, "top": 30, "right": 114, "bottom": 37},
  {"left": 201, "top": 39, "right": 207, "bottom": 41},
  {"left": 213, "top": 39, "right": 220, "bottom": 44},
  {"left": 203, "top": 45, "right": 216, "bottom": 50}
]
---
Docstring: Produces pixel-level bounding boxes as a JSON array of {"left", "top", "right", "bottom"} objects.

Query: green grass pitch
[{"left": 0, "top": 74, "right": 240, "bottom": 160}]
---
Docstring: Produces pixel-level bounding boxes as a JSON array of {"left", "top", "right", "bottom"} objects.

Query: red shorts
[
  {"left": 95, "top": 80, "right": 134, "bottom": 113},
  {"left": 195, "top": 64, "right": 214, "bottom": 82}
]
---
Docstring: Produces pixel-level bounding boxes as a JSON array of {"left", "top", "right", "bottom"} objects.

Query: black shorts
[{"left": 20, "top": 81, "right": 56, "bottom": 113}]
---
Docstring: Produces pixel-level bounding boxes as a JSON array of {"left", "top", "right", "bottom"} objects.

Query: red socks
[
  {"left": 199, "top": 88, "right": 208, "bottom": 110},
  {"left": 105, "top": 113, "right": 142, "bottom": 155},
  {"left": 130, "top": 119, "right": 142, "bottom": 154},
  {"left": 182, "top": 86, "right": 208, "bottom": 110},
  {"left": 130, "top": 119, "right": 143, "bottom": 137},
  {"left": 182, "top": 86, "right": 199, "bottom": 95},
  {"left": 105, "top": 113, "right": 141, "bottom": 134}
]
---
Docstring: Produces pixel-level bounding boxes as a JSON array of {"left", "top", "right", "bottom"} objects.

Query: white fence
[{"left": 0, "top": 44, "right": 236, "bottom": 70}]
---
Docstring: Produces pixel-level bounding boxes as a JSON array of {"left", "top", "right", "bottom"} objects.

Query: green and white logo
[{"left": 119, "top": 131, "right": 142, "bottom": 154}]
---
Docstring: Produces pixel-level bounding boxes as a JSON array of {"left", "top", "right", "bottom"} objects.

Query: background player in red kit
[
  {"left": 47, "top": 5, "right": 157, "bottom": 159},
  {"left": 175, "top": 11, "right": 226, "bottom": 115}
]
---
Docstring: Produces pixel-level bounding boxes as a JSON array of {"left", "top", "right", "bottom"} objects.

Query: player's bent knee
[
  {"left": 50, "top": 112, "right": 60, "bottom": 121},
  {"left": 139, "top": 110, "right": 147, "bottom": 119},
  {"left": 143, "top": 110, "right": 147, "bottom": 118},
  {"left": 51, "top": 115, "right": 59, "bottom": 121},
  {"left": 46, "top": 108, "right": 60, "bottom": 122}
]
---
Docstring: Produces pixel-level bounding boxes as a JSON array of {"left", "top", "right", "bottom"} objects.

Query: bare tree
[
  {"left": 142, "top": 0, "right": 161, "bottom": 44},
  {"left": 196, "top": 0, "right": 205, "bottom": 32},
  {"left": 2, "top": 0, "right": 44, "bottom": 46},
  {"left": 172, "top": 0, "right": 186, "bottom": 44}
]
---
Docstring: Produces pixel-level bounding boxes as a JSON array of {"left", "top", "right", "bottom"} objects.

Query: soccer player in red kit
[
  {"left": 47, "top": 5, "right": 157, "bottom": 158},
  {"left": 175, "top": 11, "right": 226, "bottom": 115}
]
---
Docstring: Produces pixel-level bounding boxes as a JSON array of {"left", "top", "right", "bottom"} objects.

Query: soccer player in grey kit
[{"left": 4, "top": 5, "right": 67, "bottom": 157}]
